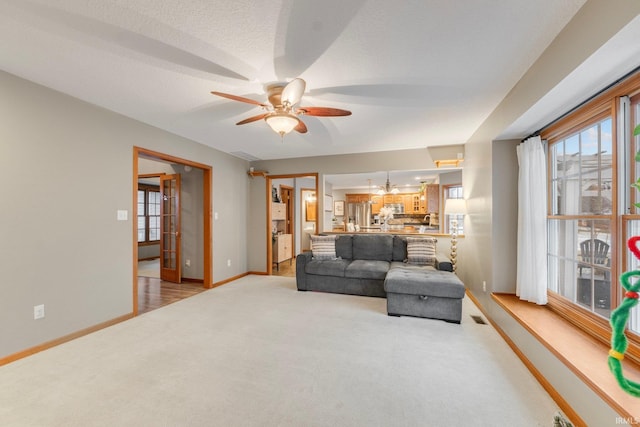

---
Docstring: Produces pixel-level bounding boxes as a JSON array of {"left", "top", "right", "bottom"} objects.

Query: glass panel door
[{"left": 160, "top": 174, "right": 181, "bottom": 283}]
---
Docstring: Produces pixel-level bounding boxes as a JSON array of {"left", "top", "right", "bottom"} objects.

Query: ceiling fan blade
[
  {"left": 297, "top": 106, "right": 352, "bottom": 117},
  {"left": 294, "top": 119, "right": 308, "bottom": 134},
  {"left": 236, "top": 113, "right": 269, "bottom": 125},
  {"left": 211, "top": 91, "right": 268, "bottom": 107},
  {"left": 281, "top": 78, "right": 306, "bottom": 107}
]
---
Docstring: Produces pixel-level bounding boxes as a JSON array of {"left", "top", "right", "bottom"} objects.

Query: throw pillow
[
  {"left": 311, "top": 235, "right": 338, "bottom": 260},
  {"left": 406, "top": 237, "right": 437, "bottom": 266}
]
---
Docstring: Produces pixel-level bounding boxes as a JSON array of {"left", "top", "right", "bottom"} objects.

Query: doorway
[
  {"left": 137, "top": 174, "right": 162, "bottom": 279},
  {"left": 280, "top": 185, "right": 294, "bottom": 235},
  {"left": 266, "top": 173, "right": 318, "bottom": 276},
  {"left": 133, "top": 147, "right": 213, "bottom": 316},
  {"left": 300, "top": 188, "right": 317, "bottom": 253}
]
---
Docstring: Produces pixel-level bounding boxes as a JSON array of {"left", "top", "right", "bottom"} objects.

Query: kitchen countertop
[{"left": 323, "top": 228, "right": 456, "bottom": 237}]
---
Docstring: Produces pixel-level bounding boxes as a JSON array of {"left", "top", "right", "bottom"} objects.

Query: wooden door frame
[
  {"left": 266, "top": 173, "right": 318, "bottom": 275},
  {"left": 133, "top": 147, "right": 213, "bottom": 316}
]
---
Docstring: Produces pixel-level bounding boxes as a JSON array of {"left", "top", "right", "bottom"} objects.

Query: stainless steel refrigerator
[{"left": 347, "top": 202, "right": 372, "bottom": 227}]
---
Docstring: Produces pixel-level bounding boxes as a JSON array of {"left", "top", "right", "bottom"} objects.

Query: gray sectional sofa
[{"left": 295, "top": 234, "right": 466, "bottom": 323}]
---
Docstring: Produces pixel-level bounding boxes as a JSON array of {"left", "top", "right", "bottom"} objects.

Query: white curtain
[{"left": 516, "top": 136, "right": 548, "bottom": 304}]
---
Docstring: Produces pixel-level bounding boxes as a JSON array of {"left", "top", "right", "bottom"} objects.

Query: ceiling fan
[{"left": 211, "top": 78, "right": 351, "bottom": 139}]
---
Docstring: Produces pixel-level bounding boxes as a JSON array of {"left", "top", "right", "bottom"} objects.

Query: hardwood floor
[
  {"left": 137, "top": 254, "right": 295, "bottom": 315},
  {"left": 272, "top": 256, "right": 296, "bottom": 277},
  {"left": 137, "top": 277, "right": 207, "bottom": 315}
]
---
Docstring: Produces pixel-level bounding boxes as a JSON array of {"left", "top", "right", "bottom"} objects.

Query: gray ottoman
[{"left": 384, "top": 267, "right": 466, "bottom": 323}]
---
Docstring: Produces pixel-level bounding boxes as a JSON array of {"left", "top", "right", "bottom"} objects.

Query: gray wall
[
  {"left": 491, "top": 140, "right": 520, "bottom": 293},
  {"left": 0, "top": 69, "right": 249, "bottom": 358}
]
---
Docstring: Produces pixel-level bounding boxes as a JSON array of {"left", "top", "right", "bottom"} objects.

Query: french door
[{"left": 160, "top": 174, "right": 181, "bottom": 283}]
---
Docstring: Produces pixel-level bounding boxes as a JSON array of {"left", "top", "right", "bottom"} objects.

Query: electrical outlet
[
  {"left": 34, "top": 304, "right": 45, "bottom": 320},
  {"left": 185, "top": 259, "right": 191, "bottom": 267},
  {"left": 227, "top": 259, "right": 231, "bottom": 267},
  {"left": 482, "top": 281, "right": 487, "bottom": 292}
]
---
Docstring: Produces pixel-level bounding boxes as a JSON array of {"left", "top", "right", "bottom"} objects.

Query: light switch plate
[
  {"left": 34, "top": 304, "right": 45, "bottom": 320},
  {"left": 117, "top": 210, "right": 128, "bottom": 221}
]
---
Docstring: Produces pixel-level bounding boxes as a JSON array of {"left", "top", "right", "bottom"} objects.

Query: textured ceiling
[{"left": 0, "top": 0, "right": 586, "bottom": 161}]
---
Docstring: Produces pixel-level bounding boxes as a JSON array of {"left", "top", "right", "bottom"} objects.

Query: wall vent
[{"left": 470, "top": 315, "right": 487, "bottom": 325}]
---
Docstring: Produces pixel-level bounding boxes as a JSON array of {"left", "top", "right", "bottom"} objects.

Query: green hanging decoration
[
  {"left": 609, "top": 238, "right": 640, "bottom": 396},
  {"left": 609, "top": 124, "right": 640, "bottom": 396}
]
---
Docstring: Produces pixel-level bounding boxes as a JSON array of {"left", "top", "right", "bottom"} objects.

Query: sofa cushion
[
  {"left": 389, "top": 261, "right": 436, "bottom": 272},
  {"left": 406, "top": 237, "right": 437, "bottom": 266},
  {"left": 384, "top": 268, "right": 465, "bottom": 299},
  {"left": 345, "top": 260, "right": 390, "bottom": 280},
  {"left": 335, "top": 235, "right": 353, "bottom": 260},
  {"left": 392, "top": 235, "right": 408, "bottom": 261},
  {"left": 352, "top": 234, "right": 393, "bottom": 261},
  {"left": 305, "top": 258, "right": 351, "bottom": 277},
  {"left": 311, "top": 235, "right": 337, "bottom": 260}
]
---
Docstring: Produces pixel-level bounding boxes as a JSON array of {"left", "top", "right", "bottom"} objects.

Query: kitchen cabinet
[
  {"left": 272, "top": 202, "right": 286, "bottom": 220},
  {"left": 272, "top": 202, "right": 287, "bottom": 236},
  {"left": 383, "top": 194, "right": 404, "bottom": 204},
  {"left": 346, "top": 193, "right": 371, "bottom": 204},
  {"left": 426, "top": 185, "right": 439, "bottom": 213},
  {"left": 412, "top": 194, "right": 422, "bottom": 213},
  {"left": 371, "top": 195, "right": 382, "bottom": 214},
  {"left": 419, "top": 192, "right": 427, "bottom": 213},
  {"left": 403, "top": 195, "right": 414, "bottom": 213},
  {"left": 397, "top": 193, "right": 424, "bottom": 213}
]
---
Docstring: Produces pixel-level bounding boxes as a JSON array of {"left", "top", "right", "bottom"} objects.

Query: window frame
[
  {"left": 137, "top": 183, "right": 161, "bottom": 246},
  {"left": 540, "top": 70, "right": 640, "bottom": 363},
  {"left": 443, "top": 184, "right": 463, "bottom": 234}
]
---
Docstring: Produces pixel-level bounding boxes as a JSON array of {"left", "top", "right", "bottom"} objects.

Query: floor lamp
[{"left": 444, "top": 199, "right": 466, "bottom": 273}]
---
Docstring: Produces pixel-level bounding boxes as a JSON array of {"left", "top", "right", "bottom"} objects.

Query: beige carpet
[{"left": 0, "top": 275, "right": 560, "bottom": 426}]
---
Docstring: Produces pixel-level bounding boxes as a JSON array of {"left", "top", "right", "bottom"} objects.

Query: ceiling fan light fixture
[
  {"left": 265, "top": 113, "right": 299, "bottom": 137},
  {"left": 212, "top": 78, "right": 351, "bottom": 139}
]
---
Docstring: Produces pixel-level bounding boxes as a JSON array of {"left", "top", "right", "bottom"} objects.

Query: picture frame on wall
[{"left": 334, "top": 200, "right": 345, "bottom": 216}]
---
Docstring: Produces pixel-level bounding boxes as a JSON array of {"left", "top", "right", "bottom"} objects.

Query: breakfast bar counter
[{"left": 323, "top": 228, "right": 454, "bottom": 237}]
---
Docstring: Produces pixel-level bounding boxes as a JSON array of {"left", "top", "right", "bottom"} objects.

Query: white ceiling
[{"left": 0, "top": 0, "right": 590, "bottom": 161}]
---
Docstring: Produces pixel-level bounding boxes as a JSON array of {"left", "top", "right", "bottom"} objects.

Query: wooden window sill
[{"left": 491, "top": 293, "right": 640, "bottom": 421}]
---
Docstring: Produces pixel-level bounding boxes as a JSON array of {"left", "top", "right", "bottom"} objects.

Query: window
[
  {"left": 624, "top": 93, "right": 640, "bottom": 337},
  {"left": 138, "top": 184, "right": 160, "bottom": 244},
  {"left": 542, "top": 70, "right": 640, "bottom": 360},
  {"left": 547, "top": 118, "right": 613, "bottom": 317},
  {"left": 443, "top": 185, "right": 463, "bottom": 234}
]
